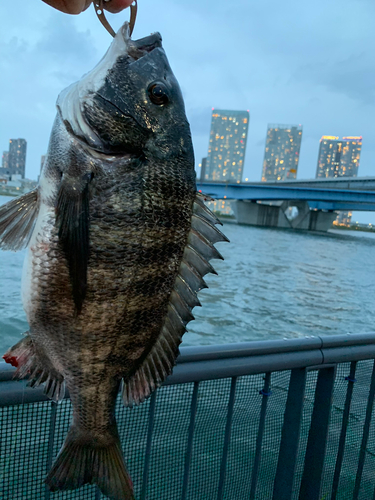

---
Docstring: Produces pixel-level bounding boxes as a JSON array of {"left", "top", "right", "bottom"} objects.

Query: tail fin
[{"left": 45, "top": 426, "right": 134, "bottom": 500}]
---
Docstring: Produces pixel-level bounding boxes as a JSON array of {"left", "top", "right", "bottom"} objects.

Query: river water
[{"left": 1, "top": 194, "right": 374, "bottom": 355}]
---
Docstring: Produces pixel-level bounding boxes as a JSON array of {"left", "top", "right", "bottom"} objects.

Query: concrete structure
[
  {"left": 233, "top": 201, "right": 336, "bottom": 231},
  {"left": 204, "top": 109, "right": 249, "bottom": 182},
  {"left": 261, "top": 124, "right": 302, "bottom": 182},
  {"left": 197, "top": 179, "right": 375, "bottom": 231}
]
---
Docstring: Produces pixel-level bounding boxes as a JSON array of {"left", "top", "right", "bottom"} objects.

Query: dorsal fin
[
  {"left": 122, "top": 193, "right": 228, "bottom": 408},
  {"left": 0, "top": 189, "right": 39, "bottom": 250}
]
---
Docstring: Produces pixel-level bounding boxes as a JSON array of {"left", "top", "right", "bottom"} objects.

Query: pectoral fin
[
  {"left": 56, "top": 173, "right": 92, "bottom": 314},
  {"left": 0, "top": 189, "right": 39, "bottom": 250}
]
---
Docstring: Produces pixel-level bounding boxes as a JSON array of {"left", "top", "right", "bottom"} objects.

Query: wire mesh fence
[{"left": 1, "top": 335, "right": 375, "bottom": 499}]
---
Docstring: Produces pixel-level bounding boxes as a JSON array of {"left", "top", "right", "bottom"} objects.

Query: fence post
[
  {"left": 141, "top": 391, "right": 157, "bottom": 500},
  {"left": 249, "top": 372, "right": 272, "bottom": 500},
  {"left": 354, "top": 360, "right": 375, "bottom": 500},
  {"left": 181, "top": 382, "right": 200, "bottom": 500},
  {"left": 299, "top": 366, "right": 336, "bottom": 500},
  {"left": 273, "top": 368, "right": 307, "bottom": 500},
  {"left": 217, "top": 376, "right": 237, "bottom": 500},
  {"left": 45, "top": 401, "right": 57, "bottom": 500}
]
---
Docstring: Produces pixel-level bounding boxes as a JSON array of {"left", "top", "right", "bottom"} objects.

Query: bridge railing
[{"left": 2, "top": 333, "right": 375, "bottom": 499}]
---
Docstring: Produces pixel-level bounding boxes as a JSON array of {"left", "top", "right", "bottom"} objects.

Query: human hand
[{"left": 42, "top": 0, "right": 134, "bottom": 15}]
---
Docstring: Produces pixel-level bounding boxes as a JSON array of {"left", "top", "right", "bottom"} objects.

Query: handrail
[{"left": 2, "top": 332, "right": 375, "bottom": 406}]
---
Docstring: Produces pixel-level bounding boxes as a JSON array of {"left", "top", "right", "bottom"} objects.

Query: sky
[{"left": 1, "top": 0, "right": 375, "bottom": 221}]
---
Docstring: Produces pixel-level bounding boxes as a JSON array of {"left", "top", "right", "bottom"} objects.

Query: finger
[
  {"left": 42, "top": 0, "right": 90, "bottom": 14},
  {"left": 103, "top": 0, "right": 134, "bottom": 14}
]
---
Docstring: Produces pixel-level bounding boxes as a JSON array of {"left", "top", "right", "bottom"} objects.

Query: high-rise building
[
  {"left": 204, "top": 109, "right": 249, "bottom": 182},
  {"left": 261, "top": 124, "right": 303, "bottom": 182},
  {"left": 0, "top": 151, "right": 9, "bottom": 178},
  {"left": 341, "top": 137, "right": 362, "bottom": 177},
  {"left": 316, "top": 136, "right": 362, "bottom": 179},
  {"left": 316, "top": 136, "right": 362, "bottom": 225},
  {"left": 2, "top": 151, "right": 9, "bottom": 169},
  {"left": 8, "top": 139, "right": 27, "bottom": 178},
  {"left": 198, "top": 157, "right": 207, "bottom": 182}
]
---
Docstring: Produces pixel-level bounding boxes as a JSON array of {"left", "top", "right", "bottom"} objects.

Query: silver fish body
[{"left": 0, "top": 23, "right": 227, "bottom": 500}]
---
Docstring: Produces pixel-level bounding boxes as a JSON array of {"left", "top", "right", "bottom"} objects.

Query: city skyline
[
  {"left": 5, "top": 124, "right": 365, "bottom": 185},
  {"left": 1, "top": 122, "right": 370, "bottom": 226}
]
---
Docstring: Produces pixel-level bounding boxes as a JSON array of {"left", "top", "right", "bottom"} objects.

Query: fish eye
[{"left": 148, "top": 83, "right": 169, "bottom": 105}]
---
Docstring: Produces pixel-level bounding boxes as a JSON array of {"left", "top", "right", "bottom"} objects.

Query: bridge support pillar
[
  {"left": 308, "top": 210, "right": 337, "bottom": 231},
  {"left": 233, "top": 201, "right": 337, "bottom": 232},
  {"left": 233, "top": 201, "right": 287, "bottom": 228}
]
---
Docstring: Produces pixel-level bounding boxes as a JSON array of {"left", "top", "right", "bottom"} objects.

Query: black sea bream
[{"left": 0, "top": 22, "right": 227, "bottom": 500}]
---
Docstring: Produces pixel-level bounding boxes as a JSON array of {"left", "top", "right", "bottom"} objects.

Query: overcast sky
[{"left": 1, "top": 0, "right": 374, "bottom": 221}]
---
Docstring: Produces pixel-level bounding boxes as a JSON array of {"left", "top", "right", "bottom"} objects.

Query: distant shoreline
[{"left": 332, "top": 224, "right": 375, "bottom": 234}]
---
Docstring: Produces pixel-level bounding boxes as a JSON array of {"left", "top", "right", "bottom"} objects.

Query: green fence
[{"left": 1, "top": 333, "right": 375, "bottom": 499}]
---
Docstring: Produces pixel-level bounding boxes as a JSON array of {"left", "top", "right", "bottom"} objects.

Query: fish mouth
[{"left": 126, "top": 32, "right": 163, "bottom": 61}]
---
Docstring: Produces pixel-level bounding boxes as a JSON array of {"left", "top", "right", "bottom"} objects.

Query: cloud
[
  {"left": 296, "top": 53, "right": 375, "bottom": 105},
  {"left": 0, "top": 0, "right": 374, "bottom": 203}
]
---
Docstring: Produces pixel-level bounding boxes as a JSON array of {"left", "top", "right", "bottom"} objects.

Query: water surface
[{"left": 1, "top": 194, "right": 374, "bottom": 354}]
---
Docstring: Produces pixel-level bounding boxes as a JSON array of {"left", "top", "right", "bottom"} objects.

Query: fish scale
[{"left": 0, "top": 22, "right": 228, "bottom": 500}]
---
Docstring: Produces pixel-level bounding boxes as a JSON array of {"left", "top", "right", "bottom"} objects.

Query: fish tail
[{"left": 45, "top": 425, "right": 134, "bottom": 500}]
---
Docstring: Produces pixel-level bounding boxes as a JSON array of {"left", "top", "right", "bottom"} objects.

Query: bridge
[{"left": 196, "top": 177, "right": 375, "bottom": 231}]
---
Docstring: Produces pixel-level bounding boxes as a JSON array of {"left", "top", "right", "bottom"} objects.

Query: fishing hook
[{"left": 94, "top": 0, "right": 138, "bottom": 38}]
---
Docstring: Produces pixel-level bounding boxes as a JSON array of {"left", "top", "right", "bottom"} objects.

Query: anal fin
[
  {"left": 3, "top": 334, "right": 65, "bottom": 402},
  {"left": 122, "top": 326, "right": 178, "bottom": 408}
]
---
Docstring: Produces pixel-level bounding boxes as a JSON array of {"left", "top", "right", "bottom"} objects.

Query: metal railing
[{"left": 2, "top": 333, "right": 375, "bottom": 499}]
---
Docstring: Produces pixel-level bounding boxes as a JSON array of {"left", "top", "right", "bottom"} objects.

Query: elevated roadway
[
  {"left": 197, "top": 178, "right": 375, "bottom": 231},
  {"left": 196, "top": 180, "right": 375, "bottom": 212},
  {"left": 240, "top": 176, "right": 375, "bottom": 191}
]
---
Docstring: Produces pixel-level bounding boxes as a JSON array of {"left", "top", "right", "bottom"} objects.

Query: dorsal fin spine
[{"left": 191, "top": 213, "right": 229, "bottom": 243}]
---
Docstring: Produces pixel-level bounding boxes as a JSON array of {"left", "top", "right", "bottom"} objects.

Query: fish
[{"left": 0, "top": 21, "right": 228, "bottom": 500}]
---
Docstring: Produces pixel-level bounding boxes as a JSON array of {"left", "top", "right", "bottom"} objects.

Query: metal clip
[{"left": 94, "top": 0, "right": 138, "bottom": 38}]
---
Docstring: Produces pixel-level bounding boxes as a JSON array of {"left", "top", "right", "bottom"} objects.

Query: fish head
[{"left": 57, "top": 23, "right": 193, "bottom": 163}]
